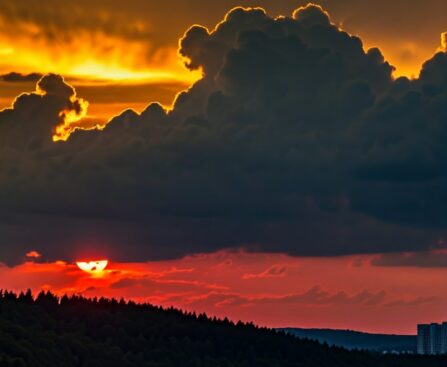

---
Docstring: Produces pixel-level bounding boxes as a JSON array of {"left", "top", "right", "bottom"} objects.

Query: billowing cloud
[
  {"left": 0, "top": 73, "right": 88, "bottom": 145},
  {"left": 1, "top": 5, "right": 447, "bottom": 264}
]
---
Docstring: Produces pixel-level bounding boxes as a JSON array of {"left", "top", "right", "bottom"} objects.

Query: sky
[{"left": 1, "top": 0, "right": 447, "bottom": 334}]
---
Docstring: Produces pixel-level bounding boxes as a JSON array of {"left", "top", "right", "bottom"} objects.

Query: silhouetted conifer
[{"left": 0, "top": 290, "right": 446, "bottom": 366}]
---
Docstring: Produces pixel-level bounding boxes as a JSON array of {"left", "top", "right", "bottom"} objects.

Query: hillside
[
  {"left": 279, "top": 328, "right": 416, "bottom": 353},
  {"left": 0, "top": 290, "right": 445, "bottom": 367}
]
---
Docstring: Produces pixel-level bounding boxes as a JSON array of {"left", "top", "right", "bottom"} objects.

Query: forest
[{"left": 0, "top": 290, "right": 445, "bottom": 367}]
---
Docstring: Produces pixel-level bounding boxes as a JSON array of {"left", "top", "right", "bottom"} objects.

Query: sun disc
[{"left": 76, "top": 260, "right": 108, "bottom": 274}]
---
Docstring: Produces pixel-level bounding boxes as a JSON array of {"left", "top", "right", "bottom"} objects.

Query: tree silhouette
[{"left": 0, "top": 290, "right": 445, "bottom": 367}]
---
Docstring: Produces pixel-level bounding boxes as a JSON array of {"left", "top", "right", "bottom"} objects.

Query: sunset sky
[{"left": 1, "top": 0, "right": 447, "bottom": 335}]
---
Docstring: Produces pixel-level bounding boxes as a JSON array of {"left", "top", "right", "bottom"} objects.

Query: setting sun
[{"left": 76, "top": 260, "right": 109, "bottom": 275}]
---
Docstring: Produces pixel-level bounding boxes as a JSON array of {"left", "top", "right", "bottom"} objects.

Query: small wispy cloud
[{"left": 243, "top": 265, "right": 287, "bottom": 279}]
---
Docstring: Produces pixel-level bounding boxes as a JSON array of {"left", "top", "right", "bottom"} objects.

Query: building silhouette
[{"left": 417, "top": 322, "right": 447, "bottom": 354}]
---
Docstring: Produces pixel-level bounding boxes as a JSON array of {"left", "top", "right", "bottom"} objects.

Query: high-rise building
[
  {"left": 417, "top": 324, "right": 431, "bottom": 354},
  {"left": 440, "top": 322, "right": 447, "bottom": 354},
  {"left": 417, "top": 322, "right": 447, "bottom": 354},
  {"left": 430, "top": 323, "right": 442, "bottom": 354}
]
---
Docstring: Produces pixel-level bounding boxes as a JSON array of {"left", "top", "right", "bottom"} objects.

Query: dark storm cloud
[
  {"left": 1, "top": 4, "right": 447, "bottom": 264},
  {"left": 1, "top": 72, "right": 42, "bottom": 83},
  {"left": 372, "top": 251, "right": 447, "bottom": 268},
  {"left": 0, "top": 73, "right": 86, "bottom": 146}
]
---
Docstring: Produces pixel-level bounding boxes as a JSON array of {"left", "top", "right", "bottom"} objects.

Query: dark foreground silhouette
[{"left": 0, "top": 290, "right": 445, "bottom": 367}]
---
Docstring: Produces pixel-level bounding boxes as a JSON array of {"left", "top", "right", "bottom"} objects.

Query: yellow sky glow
[
  {"left": 0, "top": 3, "right": 444, "bottom": 136},
  {"left": 70, "top": 60, "right": 198, "bottom": 84},
  {"left": 0, "top": 30, "right": 200, "bottom": 85}
]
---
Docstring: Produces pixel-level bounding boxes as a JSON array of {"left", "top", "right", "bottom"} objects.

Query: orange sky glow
[{"left": 1, "top": 250, "right": 446, "bottom": 335}]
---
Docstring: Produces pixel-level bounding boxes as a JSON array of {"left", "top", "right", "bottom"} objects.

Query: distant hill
[
  {"left": 279, "top": 328, "right": 416, "bottom": 353},
  {"left": 0, "top": 290, "right": 445, "bottom": 367}
]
